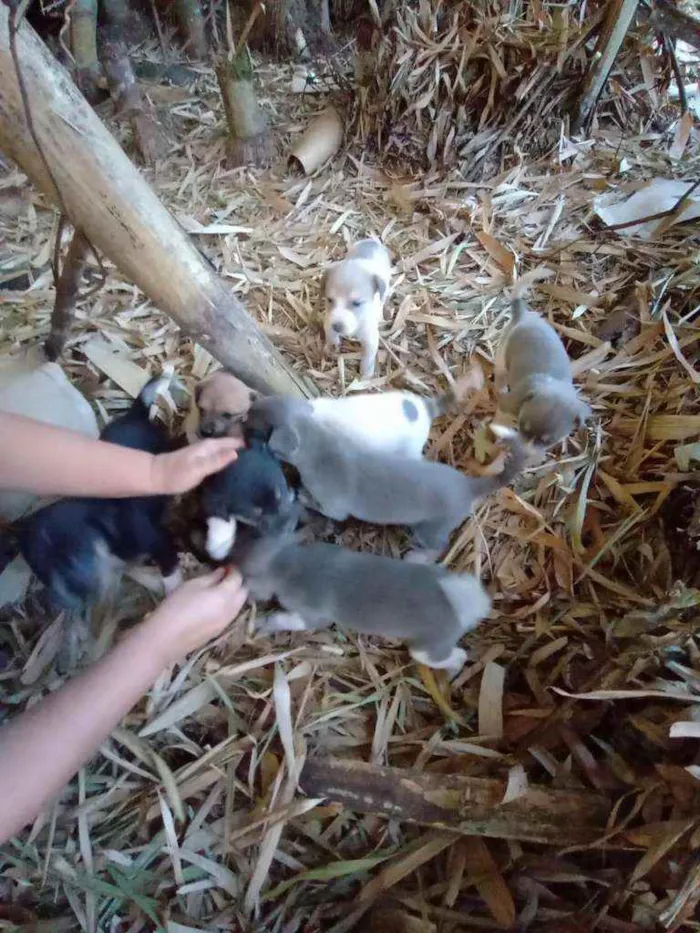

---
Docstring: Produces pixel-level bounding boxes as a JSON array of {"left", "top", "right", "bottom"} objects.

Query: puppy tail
[{"left": 135, "top": 370, "right": 174, "bottom": 416}]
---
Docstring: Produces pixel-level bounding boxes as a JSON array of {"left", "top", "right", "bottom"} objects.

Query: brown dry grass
[{"left": 2, "top": 2, "right": 700, "bottom": 931}]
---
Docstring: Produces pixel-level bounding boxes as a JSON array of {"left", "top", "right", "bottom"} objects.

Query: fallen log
[
  {"left": 0, "top": 7, "right": 314, "bottom": 398},
  {"left": 300, "top": 758, "right": 610, "bottom": 846}
]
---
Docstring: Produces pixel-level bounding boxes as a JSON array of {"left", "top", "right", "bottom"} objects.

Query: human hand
[
  {"left": 142, "top": 568, "right": 248, "bottom": 664},
  {"left": 150, "top": 439, "right": 242, "bottom": 494}
]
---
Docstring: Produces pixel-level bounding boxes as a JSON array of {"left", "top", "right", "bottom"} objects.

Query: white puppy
[{"left": 323, "top": 239, "right": 392, "bottom": 380}]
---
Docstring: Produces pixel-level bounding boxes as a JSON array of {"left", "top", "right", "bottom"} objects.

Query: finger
[
  {"left": 195, "top": 438, "right": 244, "bottom": 455},
  {"left": 183, "top": 568, "right": 227, "bottom": 590},
  {"left": 217, "top": 566, "right": 245, "bottom": 590},
  {"left": 191, "top": 439, "right": 241, "bottom": 475}
]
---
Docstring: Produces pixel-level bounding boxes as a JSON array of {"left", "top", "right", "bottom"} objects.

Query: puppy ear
[
  {"left": 371, "top": 274, "right": 388, "bottom": 301},
  {"left": 269, "top": 424, "right": 300, "bottom": 459},
  {"left": 194, "top": 383, "right": 204, "bottom": 403}
]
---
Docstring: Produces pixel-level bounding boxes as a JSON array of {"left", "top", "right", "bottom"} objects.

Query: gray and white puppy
[
  {"left": 324, "top": 239, "right": 392, "bottom": 380},
  {"left": 497, "top": 295, "right": 591, "bottom": 451},
  {"left": 249, "top": 381, "right": 471, "bottom": 461},
  {"left": 238, "top": 533, "right": 492, "bottom": 677},
  {"left": 247, "top": 397, "right": 524, "bottom": 557}
]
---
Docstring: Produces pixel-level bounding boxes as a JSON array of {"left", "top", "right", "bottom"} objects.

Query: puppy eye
[{"left": 351, "top": 300, "right": 362, "bottom": 309}]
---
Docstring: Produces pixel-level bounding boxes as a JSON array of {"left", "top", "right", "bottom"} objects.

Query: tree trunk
[
  {"left": 0, "top": 8, "right": 314, "bottom": 399},
  {"left": 214, "top": 52, "right": 271, "bottom": 167}
]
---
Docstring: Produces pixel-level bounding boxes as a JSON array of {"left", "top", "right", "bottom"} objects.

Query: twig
[
  {"left": 45, "top": 227, "right": 90, "bottom": 361},
  {"left": 664, "top": 34, "right": 688, "bottom": 116}
]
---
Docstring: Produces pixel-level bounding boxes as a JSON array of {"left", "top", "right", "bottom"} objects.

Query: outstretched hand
[
  {"left": 143, "top": 568, "right": 248, "bottom": 664},
  {"left": 150, "top": 438, "right": 242, "bottom": 494}
]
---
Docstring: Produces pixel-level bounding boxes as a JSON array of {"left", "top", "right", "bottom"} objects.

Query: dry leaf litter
[{"left": 1, "top": 2, "right": 700, "bottom": 931}]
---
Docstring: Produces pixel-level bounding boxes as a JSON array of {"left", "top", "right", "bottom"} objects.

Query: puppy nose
[
  {"left": 199, "top": 423, "right": 215, "bottom": 438},
  {"left": 331, "top": 321, "right": 345, "bottom": 334}
]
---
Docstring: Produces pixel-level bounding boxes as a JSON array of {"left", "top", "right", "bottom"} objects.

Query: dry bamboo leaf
[
  {"left": 478, "top": 661, "right": 505, "bottom": 739},
  {"left": 670, "top": 721, "right": 700, "bottom": 739},
  {"left": 501, "top": 764, "right": 529, "bottom": 804},
  {"left": 629, "top": 820, "right": 694, "bottom": 884},
  {"left": 359, "top": 832, "right": 455, "bottom": 907},
  {"left": 669, "top": 112, "right": 694, "bottom": 161},
  {"left": 476, "top": 231, "right": 515, "bottom": 277},
  {"left": 554, "top": 687, "right": 700, "bottom": 702},
  {"left": 82, "top": 339, "right": 150, "bottom": 398},
  {"left": 661, "top": 307, "right": 700, "bottom": 384},
  {"left": 417, "top": 664, "right": 465, "bottom": 724},
  {"left": 463, "top": 837, "right": 516, "bottom": 928}
]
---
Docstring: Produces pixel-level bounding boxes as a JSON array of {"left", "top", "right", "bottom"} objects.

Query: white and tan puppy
[
  {"left": 324, "top": 239, "right": 392, "bottom": 380},
  {"left": 185, "top": 371, "right": 257, "bottom": 443},
  {"left": 496, "top": 295, "right": 591, "bottom": 452}
]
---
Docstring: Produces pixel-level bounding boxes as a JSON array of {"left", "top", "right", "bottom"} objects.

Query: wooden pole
[{"left": 0, "top": 7, "right": 315, "bottom": 399}]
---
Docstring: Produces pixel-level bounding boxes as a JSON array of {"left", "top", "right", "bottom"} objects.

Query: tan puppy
[
  {"left": 186, "top": 372, "right": 256, "bottom": 442},
  {"left": 323, "top": 239, "right": 392, "bottom": 380}
]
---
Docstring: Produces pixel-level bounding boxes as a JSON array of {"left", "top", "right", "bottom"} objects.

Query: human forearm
[
  {"left": 0, "top": 412, "right": 240, "bottom": 498},
  {"left": 0, "top": 620, "right": 167, "bottom": 843},
  {"left": 0, "top": 412, "right": 157, "bottom": 497}
]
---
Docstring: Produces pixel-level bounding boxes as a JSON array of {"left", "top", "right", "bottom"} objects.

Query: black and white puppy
[
  {"left": 196, "top": 424, "right": 297, "bottom": 563},
  {"left": 11, "top": 375, "right": 181, "bottom": 610}
]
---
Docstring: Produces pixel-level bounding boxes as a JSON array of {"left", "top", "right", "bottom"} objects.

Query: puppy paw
[
  {"left": 446, "top": 647, "right": 469, "bottom": 680},
  {"left": 205, "top": 517, "right": 237, "bottom": 562},
  {"left": 255, "top": 611, "right": 310, "bottom": 636},
  {"left": 405, "top": 548, "right": 441, "bottom": 565},
  {"left": 410, "top": 645, "right": 468, "bottom": 681}
]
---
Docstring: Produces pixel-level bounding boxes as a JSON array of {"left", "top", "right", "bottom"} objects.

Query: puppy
[
  {"left": 10, "top": 375, "right": 181, "bottom": 610},
  {"left": 323, "top": 239, "right": 392, "bottom": 380},
  {"left": 248, "top": 397, "right": 525, "bottom": 558},
  {"left": 236, "top": 531, "right": 492, "bottom": 677},
  {"left": 496, "top": 295, "right": 591, "bottom": 451},
  {"left": 186, "top": 371, "right": 256, "bottom": 442},
  {"left": 196, "top": 430, "right": 297, "bottom": 562},
  {"left": 247, "top": 375, "right": 476, "bottom": 461}
]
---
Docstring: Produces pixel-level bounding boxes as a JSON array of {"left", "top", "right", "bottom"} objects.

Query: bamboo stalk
[
  {"left": 0, "top": 8, "right": 314, "bottom": 398},
  {"left": 300, "top": 758, "right": 610, "bottom": 846},
  {"left": 572, "top": 0, "right": 640, "bottom": 132}
]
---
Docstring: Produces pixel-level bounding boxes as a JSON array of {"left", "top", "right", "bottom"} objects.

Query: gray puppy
[
  {"left": 238, "top": 533, "right": 491, "bottom": 676},
  {"left": 497, "top": 296, "right": 591, "bottom": 450},
  {"left": 247, "top": 397, "right": 524, "bottom": 558}
]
